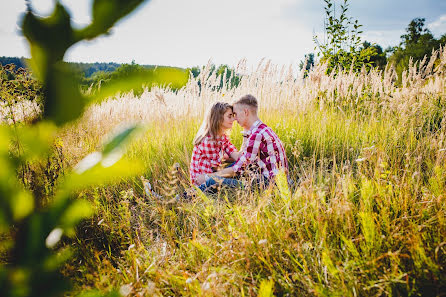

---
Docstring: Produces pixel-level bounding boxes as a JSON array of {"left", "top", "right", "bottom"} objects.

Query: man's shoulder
[
  {"left": 259, "top": 124, "right": 284, "bottom": 143},
  {"left": 251, "top": 122, "right": 267, "bottom": 135},
  {"left": 253, "top": 123, "right": 275, "bottom": 136}
]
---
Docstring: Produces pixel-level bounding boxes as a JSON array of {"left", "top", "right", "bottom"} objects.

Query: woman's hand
[
  {"left": 220, "top": 151, "right": 230, "bottom": 162},
  {"left": 230, "top": 151, "right": 240, "bottom": 161},
  {"left": 196, "top": 174, "right": 207, "bottom": 185}
]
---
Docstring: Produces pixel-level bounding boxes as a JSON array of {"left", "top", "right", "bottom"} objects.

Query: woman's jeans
[
  {"left": 197, "top": 175, "right": 270, "bottom": 195},
  {"left": 197, "top": 176, "right": 242, "bottom": 194}
]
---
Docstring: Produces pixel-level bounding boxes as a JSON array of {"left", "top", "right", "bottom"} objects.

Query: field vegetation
[
  {"left": 1, "top": 1, "right": 446, "bottom": 296},
  {"left": 51, "top": 48, "right": 446, "bottom": 296}
]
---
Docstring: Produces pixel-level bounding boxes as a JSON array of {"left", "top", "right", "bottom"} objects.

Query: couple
[
  {"left": 188, "top": 94, "right": 289, "bottom": 196},
  {"left": 143, "top": 94, "right": 289, "bottom": 200}
]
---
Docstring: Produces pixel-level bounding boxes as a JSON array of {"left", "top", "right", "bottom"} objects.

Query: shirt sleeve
[
  {"left": 223, "top": 135, "right": 237, "bottom": 155},
  {"left": 200, "top": 137, "right": 219, "bottom": 167},
  {"left": 189, "top": 145, "right": 201, "bottom": 182},
  {"left": 232, "top": 131, "right": 262, "bottom": 173}
]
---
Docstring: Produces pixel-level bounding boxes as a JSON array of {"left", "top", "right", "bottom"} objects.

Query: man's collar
[
  {"left": 250, "top": 120, "right": 262, "bottom": 131},
  {"left": 242, "top": 120, "right": 262, "bottom": 137}
]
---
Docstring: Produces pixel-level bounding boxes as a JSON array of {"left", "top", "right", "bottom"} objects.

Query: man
[{"left": 196, "top": 94, "right": 289, "bottom": 187}]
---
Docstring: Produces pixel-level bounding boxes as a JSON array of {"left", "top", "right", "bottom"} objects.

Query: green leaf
[
  {"left": 258, "top": 279, "right": 274, "bottom": 297},
  {"left": 22, "top": 3, "right": 76, "bottom": 63},
  {"left": 43, "top": 246, "right": 73, "bottom": 270},
  {"left": 78, "top": 0, "right": 148, "bottom": 40},
  {"left": 14, "top": 122, "right": 57, "bottom": 161},
  {"left": 77, "top": 290, "right": 121, "bottom": 297},
  {"left": 87, "top": 67, "right": 188, "bottom": 104},
  {"left": 275, "top": 170, "right": 291, "bottom": 204},
  {"left": 0, "top": 126, "right": 10, "bottom": 155},
  {"left": 44, "top": 63, "right": 87, "bottom": 125},
  {"left": 62, "top": 158, "right": 144, "bottom": 193},
  {"left": 11, "top": 190, "right": 34, "bottom": 221},
  {"left": 60, "top": 200, "right": 93, "bottom": 229},
  {"left": 102, "top": 125, "right": 143, "bottom": 156}
]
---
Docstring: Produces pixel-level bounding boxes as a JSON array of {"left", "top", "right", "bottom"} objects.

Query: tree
[
  {"left": 388, "top": 17, "right": 445, "bottom": 80},
  {"left": 299, "top": 53, "right": 315, "bottom": 75},
  {"left": 313, "top": 0, "right": 377, "bottom": 73},
  {"left": 401, "top": 18, "right": 430, "bottom": 45},
  {"left": 362, "top": 41, "right": 387, "bottom": 69}
]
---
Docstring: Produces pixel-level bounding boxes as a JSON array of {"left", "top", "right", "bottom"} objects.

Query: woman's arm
[{"left": 229, "top": 151, "right": 240, "bottom": 161}]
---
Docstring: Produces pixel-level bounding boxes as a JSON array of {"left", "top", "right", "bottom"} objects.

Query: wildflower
[{"left": 258, "top": 239, "right": 268, "bottom": 245}]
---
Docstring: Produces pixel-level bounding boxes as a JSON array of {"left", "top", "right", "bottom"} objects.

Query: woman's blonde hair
[{"left": 193, "top": 102, "right": 232, "bottom": 145}]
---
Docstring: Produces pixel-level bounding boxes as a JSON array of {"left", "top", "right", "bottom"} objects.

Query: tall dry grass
[{"left": 57, "top": 48, "right": 446, "bottom": 296}]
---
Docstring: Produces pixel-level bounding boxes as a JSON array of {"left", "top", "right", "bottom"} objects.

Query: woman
[
  {"left": 190, "top": 102, "right": 241, "bottom": 193},
  {"left": 142, "top": 102, "right": 241, "bottom": 200}
]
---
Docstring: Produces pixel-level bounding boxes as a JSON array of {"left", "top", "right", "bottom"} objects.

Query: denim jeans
[{"left": 198, "top": 176, "right": 243, "bottom": 194}]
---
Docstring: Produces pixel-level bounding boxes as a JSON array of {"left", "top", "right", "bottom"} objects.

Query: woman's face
[{"left": 220, "top": 108, "right": 235, "bottom": 131}]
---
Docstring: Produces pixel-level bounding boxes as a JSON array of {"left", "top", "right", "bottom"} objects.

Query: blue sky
[{"left": 1, "top": 0, "right": 445, "bottom": 68}]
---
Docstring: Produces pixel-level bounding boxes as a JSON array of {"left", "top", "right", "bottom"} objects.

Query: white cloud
[
  {"left": 65, "top": 0, "right": 315, "bottom": 67},
  {"left": 428, "top": 14, "right": 446, "bottom": 37},
  {"left": 362, "top": 29, "right": 405, "bottom": 48}
]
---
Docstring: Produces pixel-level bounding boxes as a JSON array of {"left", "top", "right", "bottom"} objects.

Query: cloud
[
  {"left": 428, "top": 14, "right": 446, "bottom": 37},
  {"left": 362, "top": 29, "right": 405, "bottom": 48}
]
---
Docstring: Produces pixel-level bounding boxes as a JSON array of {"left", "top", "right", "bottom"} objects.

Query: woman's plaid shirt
[
  {"left": 233, "top": 121, "right": 288, "bottom": 179},
  {"left": 190, "top": 134, "right": 237, "bottom": 185}
]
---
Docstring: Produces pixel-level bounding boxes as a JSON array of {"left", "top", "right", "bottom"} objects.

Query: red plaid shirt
[
  {"left": 233, "top": 120, "right": 288, "bottom": 179},
  {"left": 190, "top": 134, "right": 237, "bottom": 185}
]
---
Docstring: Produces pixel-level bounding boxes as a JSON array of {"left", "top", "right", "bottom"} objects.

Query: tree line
[{"left": 302, "top": 0, "right": 446, "bottom": 78}]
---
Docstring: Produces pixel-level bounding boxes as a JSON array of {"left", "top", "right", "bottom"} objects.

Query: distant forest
[{"left": 0, "top": 56, "right": 177, "bottom": 77}]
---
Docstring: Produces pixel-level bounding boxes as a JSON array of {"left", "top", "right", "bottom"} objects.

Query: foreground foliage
[{"left": 0, "top": 0, "right": 187, "bottom": 296}]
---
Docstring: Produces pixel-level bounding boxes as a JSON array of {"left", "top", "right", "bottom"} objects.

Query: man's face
[{"left": 232, "top": 104, "right": 248, "bottom": 128}]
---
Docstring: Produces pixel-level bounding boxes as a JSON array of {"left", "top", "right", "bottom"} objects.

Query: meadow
[
  {"left": 2, "top": 48, "right": 446, "bottom": 296},
  {"left": 37, "top": 46, "right": 444, "bottom": 297}
]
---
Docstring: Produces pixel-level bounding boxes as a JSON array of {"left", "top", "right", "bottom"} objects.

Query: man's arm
[{"left": 213, "top": 166, "right": 236, "bottom": 178}]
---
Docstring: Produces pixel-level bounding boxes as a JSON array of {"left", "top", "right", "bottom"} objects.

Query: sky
[{"left": 1, "top": 0, "right": 446, "bottom": 68}]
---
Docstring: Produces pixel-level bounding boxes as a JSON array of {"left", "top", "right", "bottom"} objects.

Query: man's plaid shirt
[
  {"left": 189, "top": 134, "right": 237, "bottom": 185},
  {"left": 233, "top": 120, "right": 288, "bottom": 179}
]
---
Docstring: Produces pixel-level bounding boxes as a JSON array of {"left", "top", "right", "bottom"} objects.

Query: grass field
[{"left": 52, "top": 51, "right": 446, "bottom": 296}]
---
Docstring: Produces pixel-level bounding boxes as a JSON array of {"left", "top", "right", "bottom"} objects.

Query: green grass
[
  {"left": 61, "top": 97, "right": 446, "bottom": 296},
  {"left": 49, "top": 54, "right": 446, "bottom": 296}
]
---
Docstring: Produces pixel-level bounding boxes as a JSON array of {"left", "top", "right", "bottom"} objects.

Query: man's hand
[{"left": 213, "top": 166, "right": 236, "bottom": 178}]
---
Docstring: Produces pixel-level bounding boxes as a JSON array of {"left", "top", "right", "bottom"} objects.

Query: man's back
[{"left": 233, "top": 121, "right": 288, "bottom": 179}]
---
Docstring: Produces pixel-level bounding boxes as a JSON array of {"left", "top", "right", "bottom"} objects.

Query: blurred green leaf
[
  {"left": 22, "top": 3, "right": 76, "bottom": 77},
  {"left": 88, "top": 67, "right": 188, "bottom": 103},
  {"left": 43, "top": 247, "right": 73, "bottom": 271},
  {"left": 5, "top": 1, "right": 181, "bottom": 296},
  {"left": 44, "top": 63, "right": 87, "bottom": 125},
  {"left": 63, "top": 158, "right": 144, "bottom": 193},
  {"left": 0, "top": 126, "right": 10, "bottom": 155},
  {"left": 258, "top": 279, "right": 275, "bottom": 297},
  {"left": 11, "top": 190, "right": 34, "bottom": 221},
  {"left": 78, "top": 0, "right": 147, "bottom": 40},
  {"left": 77, "top": 290, "right": 121, "bottom": 297},
  {"left": 59, "top": 199, "right": 93, "bottom": 230},
  {"left": 275, "top": 170, "right": 291, "bottom": 204},
  {"left": 102, "top": 125, "right": 143, "bottom": 156},
  {"left": 14, "top": 122, "right": 57, "bottom": 161}
]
